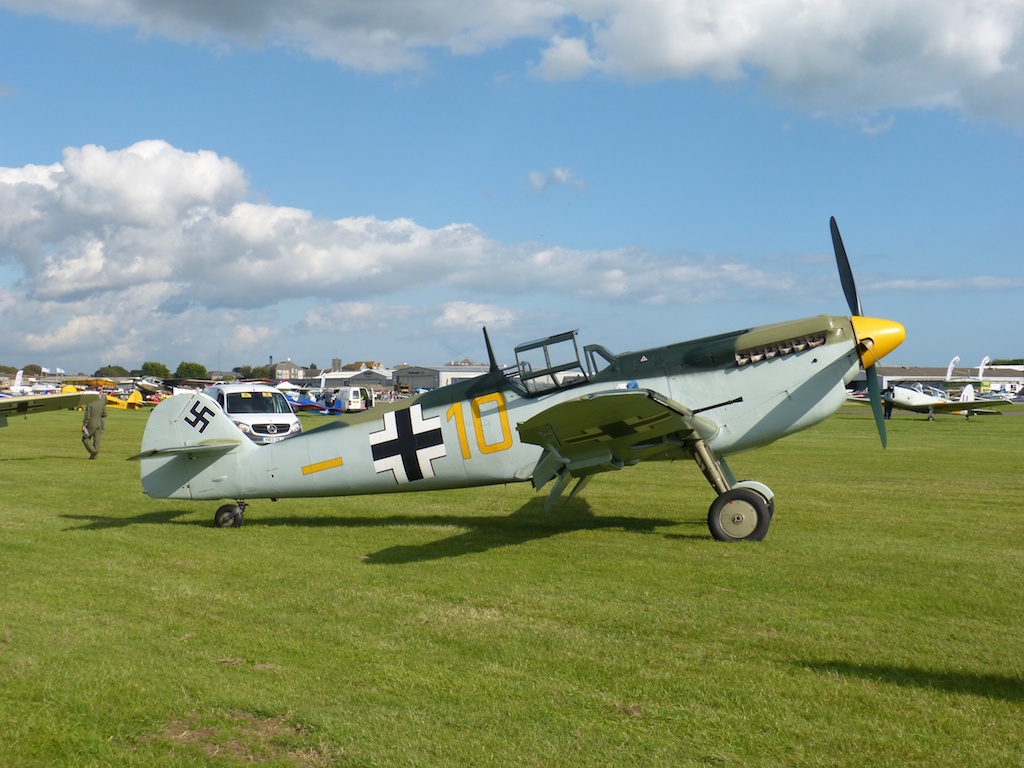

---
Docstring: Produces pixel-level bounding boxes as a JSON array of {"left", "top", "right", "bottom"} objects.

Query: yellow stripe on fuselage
[{"left": 302, "top": 457, "right": 344, "bottom": 475}]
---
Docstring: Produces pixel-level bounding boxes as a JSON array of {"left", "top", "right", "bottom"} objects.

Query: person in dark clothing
[{"left": 82, "top": 392, "right": 107, "bottom": 459}]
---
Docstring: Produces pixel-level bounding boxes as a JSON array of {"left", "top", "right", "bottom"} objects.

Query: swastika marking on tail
[{"left": 184, "top": 402, "right": 216, "bottom": 433}]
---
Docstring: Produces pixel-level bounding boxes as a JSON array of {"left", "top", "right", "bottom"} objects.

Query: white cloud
[
  {"left": 856, "top": 114, "right": 896, "bottom": 137},
  {"left": 301, "top": 302, "right": 418, "bottom": 335},
  {"left": 0, "top": 161, "right": 62, "bottom": 189},
  {"left": 57, "top": 140, "right": 247, "bottom": 227},
  {"left": 433, "top": 301, "right": 516, "bottom": 330},
  {"left": 527, "top": 166, "right": 586, "bottom": 193},
  {"left": 5, "top": 0, "right": 1024, "bottom": 123},
  {"left": 872, "top": 276, "right": 1024, "bottom": 292},
  {"left": 0, "top": 0, "right": 563, "bottom": 73},
  {"left": 534, "top": 36, "right": 596, "bottom": 80}
]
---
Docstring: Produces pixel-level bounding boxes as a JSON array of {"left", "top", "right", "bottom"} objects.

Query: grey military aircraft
[{"left": 131, "top": 218, "right": 905, "bottom": 541}]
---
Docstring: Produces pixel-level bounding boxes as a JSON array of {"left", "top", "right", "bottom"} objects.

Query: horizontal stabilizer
[{"left": 127, "top": 438, "right": 243, "bottom": 461}]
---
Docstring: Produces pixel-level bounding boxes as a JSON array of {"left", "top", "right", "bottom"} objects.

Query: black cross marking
[
  {"left": 370, "top": 405, "right": 445, "bottom": 483},
  {"left": 598, "top": 420, "right": 641, "bottom": 439},
  {"left": 184, "top": 401, "right": 216, "bottom": 433},
  {"left": 564, "top": 412, "right": 672, "bottom": 445}
]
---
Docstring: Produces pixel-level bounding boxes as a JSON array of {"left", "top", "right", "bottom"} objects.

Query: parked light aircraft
[
  {"left": 106, "top": 390, "right": 147, "bottom": 410},
  {"left": 0, "top": 390, "right": 99, "bottom": 427},
  {"left": 135, "top": 376, "right": 168, "bottom": 395},
  {"left": 131, "top": 218, "right": 905, "bottom": 541},
  {"left": 3, "top": 370, "right": 59, "bottom": 396},
  {"left": 884, "top": 382, "right": 1000, "bottom": 419},
  {"left": 6, "top": 370, "right": 32, "bottom": 395}
]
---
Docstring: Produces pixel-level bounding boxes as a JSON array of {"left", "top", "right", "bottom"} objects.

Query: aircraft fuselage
[{"left": 138, "top": 313, "right": 863, "bottom": 502}]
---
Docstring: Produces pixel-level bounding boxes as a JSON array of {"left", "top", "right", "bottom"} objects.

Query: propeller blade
[
  {"left": 866, "top": 364, "right": 887, "bottom": 449},
  {"left": 830, "top": 216, "right": 862, "bottom": 317},
  {"left": 833, "top": 217, "right": 899, "bottom": 448}
]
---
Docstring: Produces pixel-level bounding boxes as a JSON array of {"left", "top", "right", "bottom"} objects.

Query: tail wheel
[
  {"left": 214, "top": 504, "right": 244, "bottom": 528},
  {"left": 708, "top": 488, "right": 771, "bottom": 542}
]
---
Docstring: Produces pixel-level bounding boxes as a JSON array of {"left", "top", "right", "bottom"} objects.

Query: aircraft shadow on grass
[
  {"left": 61, "top": 497, "right": 696, "bottom": 564},
  {"left": 61, "top": 508, "right": 198, "bottom": 530},
  {"left": 800, "top": 661, "right": 1024, "bottom": 702}
]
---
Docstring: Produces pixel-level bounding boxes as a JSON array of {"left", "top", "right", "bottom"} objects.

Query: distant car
[{"left": 202, "top": 383, "right": 302, "bottom": 445}]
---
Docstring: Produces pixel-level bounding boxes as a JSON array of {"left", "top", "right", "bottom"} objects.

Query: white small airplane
[
  {"left": 131, "top": 217, "right": 906, "bottom": 542},
  {"left": 883, "top": 382, "right": 1000, "bottom": 419},
  {"left": 0, "top": 389, "right": 100, "bottom": 427},
  {"left": 6, "top": 370, "right": 33, "bottom": 395}
]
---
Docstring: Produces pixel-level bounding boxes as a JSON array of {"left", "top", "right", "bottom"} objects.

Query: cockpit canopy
[{"left": 510, "top": 330, "right": 617, "bottom": 396}]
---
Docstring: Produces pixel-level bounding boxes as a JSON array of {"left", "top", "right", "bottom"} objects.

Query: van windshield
[{"left": 226, "top": 391, "right": 293, "bottom": 415}]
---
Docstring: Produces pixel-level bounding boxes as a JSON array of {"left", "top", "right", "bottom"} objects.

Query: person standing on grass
[{"left": 81, "top": 391, "right": 107, "bottom": 459}]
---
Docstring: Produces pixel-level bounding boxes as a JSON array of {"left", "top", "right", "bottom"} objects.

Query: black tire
[
  {"left": 707, "top": 488, "right": 771, "bottom": 542},
  {"left": 214, "top": 504, "right": 243, "bottom": 528}
]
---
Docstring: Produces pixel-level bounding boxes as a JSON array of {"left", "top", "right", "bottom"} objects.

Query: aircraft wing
[
  {"left": 889, "top": 399, "right": 1002, "bottom": 416},
  {"left": 0, "top": 391, "right": 99, "bottom": 427},
  {"left": 926, "top": 400, "right": 1001, "bottom": 415},
  {"left": 517, "top": 388, "right": 718, "bottom": 510}
]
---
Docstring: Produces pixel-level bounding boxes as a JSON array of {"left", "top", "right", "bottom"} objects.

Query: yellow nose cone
[{"left": 851, "top": 316, "right": 906, "bottom": 368}]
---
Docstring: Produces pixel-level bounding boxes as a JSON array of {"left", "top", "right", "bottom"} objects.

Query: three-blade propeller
[{"left": 830, "top": 216, "right": 887, "bottom": 448}]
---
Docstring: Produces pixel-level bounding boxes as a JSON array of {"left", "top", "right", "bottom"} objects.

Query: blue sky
[{"left": 1, "top": 2, "right": 1022, "bottom": 376}]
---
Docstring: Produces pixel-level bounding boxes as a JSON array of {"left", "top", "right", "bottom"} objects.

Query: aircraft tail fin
[
  {"left": 129, "top": 392, "right": 249, "bottom": 460},
  {"left": 959, "top": 383, "right": 975, "bottom": 403},
  {"left": 129, "top": 392, "right": 256, "bottom": 499}
]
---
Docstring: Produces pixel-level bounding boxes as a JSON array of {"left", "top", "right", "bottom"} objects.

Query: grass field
[{"left": 2, "top": 405, "right": 1022, "bottom": 767}]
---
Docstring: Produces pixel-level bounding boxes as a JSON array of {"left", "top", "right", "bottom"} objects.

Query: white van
[
  {"left": 203, "top": 383, "right": 302, "bottom": 445},
  {"left": 323, "top": 386, "right": 374, "bottom": 413}
]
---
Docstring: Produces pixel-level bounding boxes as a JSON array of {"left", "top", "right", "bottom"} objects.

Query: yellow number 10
[{"left": 446, "top": 392, "right": 513, "bottom": 459}]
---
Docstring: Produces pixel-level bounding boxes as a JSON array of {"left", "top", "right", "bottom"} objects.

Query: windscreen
[{"left": 226, "top": 391, "right": 291, "bottom": 415}]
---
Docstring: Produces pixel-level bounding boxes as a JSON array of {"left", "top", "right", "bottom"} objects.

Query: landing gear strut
[
  {"left": 691, "top": 437, "right": 774, "bottom": 542},
  {"left": 214, "top": 501, "right": 246, "bottom": 528}
]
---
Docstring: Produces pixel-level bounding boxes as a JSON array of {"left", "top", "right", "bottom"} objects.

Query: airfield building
[{"left": 393, "top": 364, "right": 492, "bottom": 393}]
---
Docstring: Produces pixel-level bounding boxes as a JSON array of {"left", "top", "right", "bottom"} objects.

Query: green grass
[{"left": 2, "top": 406, "right": 1023, "bottom": 767}]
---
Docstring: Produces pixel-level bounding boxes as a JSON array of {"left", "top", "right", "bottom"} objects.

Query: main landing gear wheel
[
  {"left": 214, "top": 503, "right": 244, "bottom": 528},
  {"left": 707, "top": 488, "right": 771, "bottom": 542}
]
